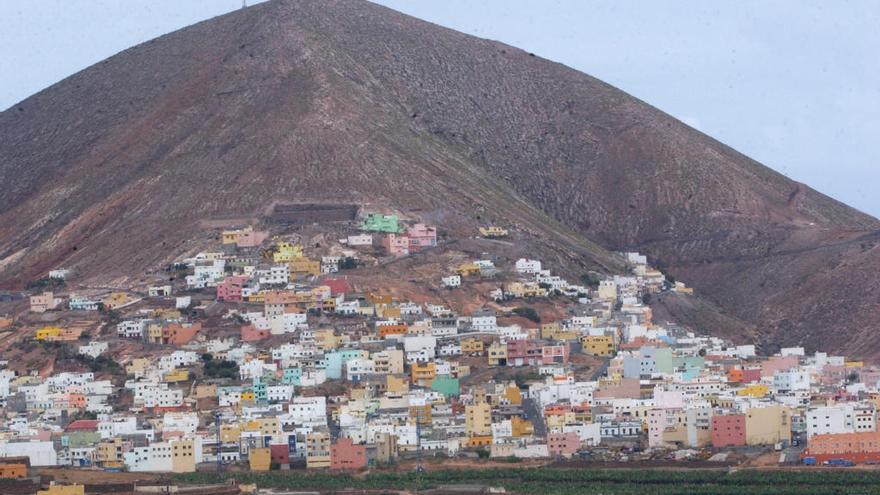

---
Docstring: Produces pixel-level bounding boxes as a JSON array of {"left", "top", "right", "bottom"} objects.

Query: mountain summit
[{"left": 1, "top": 0, "right": 879, "bottom": 357}]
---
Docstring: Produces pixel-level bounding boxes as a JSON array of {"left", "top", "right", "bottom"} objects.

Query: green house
[
  {"left": 360, "top": 213, "right": 402, "bottom": 233},
  {"left": 431, "top": 375, "right": 460, "bottom": 397}
]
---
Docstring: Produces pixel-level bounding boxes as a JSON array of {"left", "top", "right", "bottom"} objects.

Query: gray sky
[{"left": 2, "top": 1, "right": 878, "bottom": 217}]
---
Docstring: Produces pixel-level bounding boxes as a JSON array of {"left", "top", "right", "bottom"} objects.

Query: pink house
[
  {"left": 217, "top": 276, "right": 248, "bottom": 302},
  {"left": 236, "top": 229, "right": 269, "bottom": 248},
  {"left": 406, "top": 223, "right": 437, "bottom": 251},
  {"left": 542, "top": 344, "right": 570, "bottom": 365},
  {"left": 594, "top": 378, "right": 641, "bottom": 400},
  {"left": 382, "top": 234, "right": 410, "bottom": 257},
  {"left": 547, "top": 432, "right": 580, "bottom": 457},
  {"left": 760, "top": 355, "right": 799, "bottom": 378}
]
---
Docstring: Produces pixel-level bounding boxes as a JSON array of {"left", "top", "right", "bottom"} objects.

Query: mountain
[{"left": 1, "top": 0, "right": 879, "bottom": 357}]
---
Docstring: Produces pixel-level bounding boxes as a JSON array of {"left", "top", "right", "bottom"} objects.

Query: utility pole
[{"left": 214, "top": 411, "right": 223, "bottom": 472}]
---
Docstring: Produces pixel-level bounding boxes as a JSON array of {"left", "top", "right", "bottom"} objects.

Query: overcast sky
[{"left": 2, "top": 0, "right": 877, "bottom": 217}]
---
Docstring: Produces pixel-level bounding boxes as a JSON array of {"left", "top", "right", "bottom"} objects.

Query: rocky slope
[{"left": 1, "top": 0, "right": 878, "bottom": 357}]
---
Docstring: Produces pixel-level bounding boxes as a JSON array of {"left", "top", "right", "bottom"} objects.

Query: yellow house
[
  {"left": 125, "top": 358, "right": 151, "bottom": 377},
  {"left": 511, "top": 416, "right": 534, "bottom": 437},
  {"left": 146, "top": 323, "right": 164, "bottom": 344},
  {"left": 542, "top": 322, "right": 580, "bottom": 341},
  {"left": 478, "top": 226, "right": 509, "bottom": 238},
  {"left": 545, "top": 412, "right": 577, "bottom": 430},
  {"left": 387, "top": 375, "right": 410, "bottom": 394},
  {"left": 163, "top": 369, "right": 190, "bottom": 383},
  {"left": 487, "top": 341, "right": 507, "bottom": 367},
  {"left": 504, "top": 282, "right": 547, "bottom": 298},
  {"left": 306, "top": 432, "right": 331, "bottom": 469},
  {"left": 456, "top": 263, "right": 481, "bottom": 277},
  {"left": 172, "top": 438, "right": 196, "bottom": 473},
  {"left": 409, "top": 404, "right": 433, "bottom": 425},
  {"left": 411, "top": 362, "right": 436, "bottom": 387},
  {"left": 313, "top": 328, "right": 341, "bottom": 351},
  {"left": 581, "top": 335, "right": 616, "bottom": 357},
  {"left": 273, "top": 242, "right": 303, "bottom": 262},
  {"left": 249, "top": 447, "right": 271, "bottom": 471},
  {"left": 288, "top": 258, "right": 321, "bottom": 277},
  {"left": 376, "top": 305, "right": 402, "bottom": 320},
  {"left": 745, "top": 405, "right": 791, "bottom": 445},
  {"left": 95, "top": 438, "right": 124, "bottom": 468},
  {"left": 465, "top": 402, "right": 492, "bottom": 437},
  {"left": 462, "top": 338, "right": 484, "bottom": 355},
  {"left": 35, "top": 326, "right": 62, "bottom": 341},
  {"left": 243, "top": 418, "right": 281, "bottom": 436},
  {"left": 220, "top": 424, "right": 241, "bottom": 443},
  {"left": 246, "top": 291, "right": 268, "bottom": 303},
  {"left": 736, "top": 384, "right": 769, "bottom": 398},
  {"left": 38, "top": 484, "right": 85, "bottom": 495},
  {"left": 503, "top": 385, "right": 522, "bottom": 405},
  {"left": 241, "top": 390, "right": 255, "bottom": 402}
]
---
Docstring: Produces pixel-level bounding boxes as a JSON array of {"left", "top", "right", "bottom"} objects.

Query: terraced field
[{"left": 175, "top": 467, "right": 880, "bottom": 494}]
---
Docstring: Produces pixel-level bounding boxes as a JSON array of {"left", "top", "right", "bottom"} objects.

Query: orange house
[
  {"left": 803, "top": 431, "right": 880, "bottom": 464},
  {"left": 467, "top": 435, "right": 492, "bottom": 448},
  {"left": 378, "top": 323, "right": 408, "bottom": 338},
  {"left": 0, "top": 460, "right": 28, "bottom": 479},
  {"left": 163, "top": 322, "right": 202, "bottom": 346},
  {"left": 727, "top": 367, "right": 744, "bottom": 383},
  {"left": 68, "top": 393, "right": 86, "bottom": 410}
]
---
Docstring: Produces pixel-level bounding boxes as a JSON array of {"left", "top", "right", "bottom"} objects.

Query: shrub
[{"left": 512, "top": 306, "right": 540, "bottom": 323}]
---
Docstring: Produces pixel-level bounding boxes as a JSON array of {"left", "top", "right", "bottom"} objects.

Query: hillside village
[{"left": 2, "top": 206, "right": 880, "bottom": 487}]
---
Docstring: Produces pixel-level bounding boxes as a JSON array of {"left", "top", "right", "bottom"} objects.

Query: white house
[
  {"left": 78, "top": 341, "right": 108, "bottom": 359},
  {"left": 117, "top": 319, "right": 148, "bottom": 338},
  {"left": 470, "top": 313, "right": 497, "bottom": 333},
  {"left": 346, "top": 234, "right": 373, "bottom": 246},
  {"left": 515, "top": 258, "right": 542, "bottom": 274},
  {"left": 148, "top": 285, "right": 173, "bottom": 297},
  {"left": 441, "top": 275, "right": 461, "bottom": 288},
  {"left": 806, "top": 404, "right": 855, "bottom": 438}
]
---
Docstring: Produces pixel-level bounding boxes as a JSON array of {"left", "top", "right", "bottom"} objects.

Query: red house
[
  {"left": 66, "top": 419, "right": 99, "bottom": 432},
  {"left": 217, "top": 276, "right": 248, "bottom": 302},
  {"left": 321, "top": 277, "right": 352, "bottom": 296},
  {"left": 711, "top": 414, "right": 746, "bottom": 448},
  {"left": 270, "top": 443, "right": 290, "bottom": 467},
  {"left": 330, "top": 437, "right": 367, "bottom": 470}
]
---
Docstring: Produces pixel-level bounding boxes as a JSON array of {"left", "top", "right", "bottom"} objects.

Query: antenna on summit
[{"left": 241, "top": 0, "right": 247, "bottom": 8}]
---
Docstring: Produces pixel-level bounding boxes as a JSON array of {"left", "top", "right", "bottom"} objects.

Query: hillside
[{"left": 1, "top": 0, "right": 878, "bottom": 357}]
